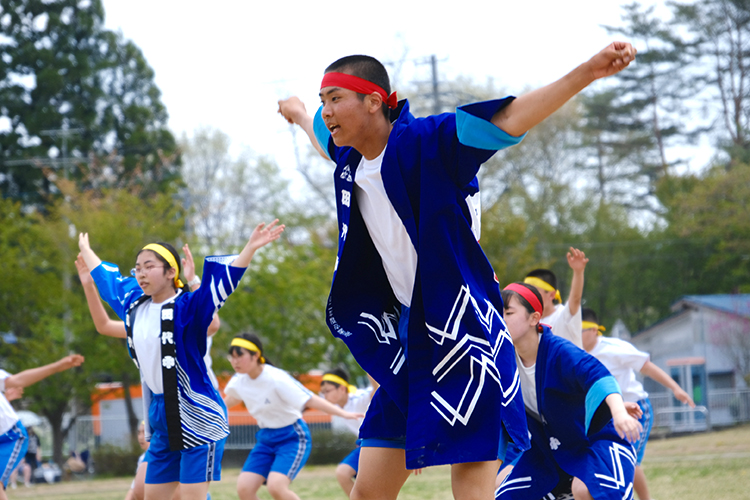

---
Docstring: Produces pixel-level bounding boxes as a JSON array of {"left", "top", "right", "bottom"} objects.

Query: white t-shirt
[
  {"left": 224, "top": 364, "right": 313, "bottom": 429},
  {"left": 331, "top": 387, "right": 373, "bottom": 436},
  {"left": 0, "top": 370, "right": 19, "bottom": 435},
  {"left": 543, "top": 303, "right": 582, "bottom": 348},
  {"left": 204, "top": 336, "right": 218, "bottom": 390},
  {"left": 516, "top": 334, "right": 541, "bottom": 419},
  {"left": 132, "top": 295, "right": 178, "bottom": 394},
  {"left": 354, "top": 146, "right": 418, "bottom": 307},
  {"left": 589, "top": 337, "right": 649, "bottom": 402}
]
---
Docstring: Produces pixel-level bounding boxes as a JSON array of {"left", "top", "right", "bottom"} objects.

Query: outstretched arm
[
  {"left": 75, "top": 255, "right": 127, "bottom": 338},
  {"left": 182, "top": 244, "right": 221, "bottom": 336},
  {"left": 78, "top": 233, "right": 102, "bottom": 272},
  {"left": 492, "top": 42, "right": 636, "bottom": 136},
  {"left": 566, "top": 247, "right": 588, "bottom": 316},
  {"left": 4, "top": 354, "right": 84, "bottom": 390},
  {"left": 223, "top": 395, "right": 243, "bottom": 409},
  {"left": 305, "top": 394, "right": 365, "bottom": 420},
  {"left": 278, "top": 97, "right": 329, "bottom": 159},
  {"left": 231, "top": 220, "right": 285, "bottom": 269},
  {"left": 640, "top": 361, "right": 696, "bottom": 407}
]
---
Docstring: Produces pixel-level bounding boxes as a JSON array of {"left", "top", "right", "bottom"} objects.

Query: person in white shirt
[
  {"left": 319, "top": 369, "right": 377, "bottom": 496},
  {"left": 223, "top": 333, "right": 364, "bottom": 500},
  {"left": 582, "top": 307, "right": 695, "bottom": 500},
  {"left": 524, "top": 247, "right": 588, "bottom": 348},
  {"left": 0, "top": 354, "right": 83, "bottom": 500}
]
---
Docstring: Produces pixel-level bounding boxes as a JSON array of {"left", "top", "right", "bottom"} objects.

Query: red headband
[
  {"left": 503, "top": 283, "right": 543, "bottom": 316},
  {"left": 321, "top": 72, "right": 398, "bottom": 109}
]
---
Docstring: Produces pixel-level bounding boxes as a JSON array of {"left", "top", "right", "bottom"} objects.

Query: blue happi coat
[
  {"left": 315, "top": 98, "right": 530, "bottom": 468},
  {"left": 495, "top": 328, "right": 636, "bottom": 500},
  {"left": 91, "top": 256, "right": 243, "bottom": 450}
]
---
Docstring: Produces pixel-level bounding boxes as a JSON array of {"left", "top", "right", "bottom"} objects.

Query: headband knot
[
  {"left": 321, "top": 72, "right": 398, "bottom": 109},
  {"left": 141, "top": 243, "right": 184, "bottom": 289}
]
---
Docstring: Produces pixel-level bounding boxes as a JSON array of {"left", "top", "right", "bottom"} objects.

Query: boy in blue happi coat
[{"left": 278, "top": 42, "right": 636, "bottom": 500}]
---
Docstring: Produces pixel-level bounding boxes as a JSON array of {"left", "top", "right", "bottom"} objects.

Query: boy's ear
[{"left": 366, "top": 93, "right": 384, "bottom": 114}]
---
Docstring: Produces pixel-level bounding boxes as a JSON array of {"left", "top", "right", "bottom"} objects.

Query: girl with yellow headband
[
  {"left": 223, "top": 333, "right": 365, "bottom": 500},
  {"left": 77, "top": 220, "right": 284, "bottom": 500}
]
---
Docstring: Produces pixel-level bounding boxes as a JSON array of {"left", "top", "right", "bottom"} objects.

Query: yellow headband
[
  {"left": 231, "top": 338, "right": 266, "bottom": 363},
  {"left": 141, "top": 244, "right": 185, "bottom": 289},
  {"left": 322, "top": 373, "right": 357, "bottom": 394},
  {"left": 582, "top": 321, "right": 606, "bottom": 336},
  {"left": 524, "top": 276, "right": 562, "bottom": 303}
]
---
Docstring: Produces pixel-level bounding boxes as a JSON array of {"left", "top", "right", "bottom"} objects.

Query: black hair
[
  {"left": 525, "top": 268, "right": 557, "bottom": 291},
  {"left": 228, "top": 332, "right": 273, "bottom": 365},
  {"left": 582, "top": 307, "right": 599, "bottom": 325},
  {"left": 325, "top": 55, "right": 391, "bottom": 120},
  {"left": 137, "top": 242, "right": 187, "bottom": 292},
  {"left": 321, "top": 367, "right": 350, "bottom": 388},
  {"left": 501, "top": 283, "right": 544, "bottom": 333}
]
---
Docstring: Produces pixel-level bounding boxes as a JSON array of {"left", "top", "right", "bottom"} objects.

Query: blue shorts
[
  {"left": 145, "top": 394, "right": 225, "bottom": 484},
  {"left": 632, "top": 398, "right": 653, "bottom": 465},
  {"left": 243, "top": 420, "right": 311, "bottom": 481},
  {"left": 0, "top": 421, "right": 27, "bottom": 488},
  {"left": 339, "top": 446, "right": 361, "bottom": 473}
]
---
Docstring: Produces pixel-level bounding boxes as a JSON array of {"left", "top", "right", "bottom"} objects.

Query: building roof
[{"left": 671, "top": 294, "right": 750, "bottom": 318}]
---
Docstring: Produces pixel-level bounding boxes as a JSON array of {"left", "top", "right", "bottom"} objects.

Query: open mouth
[{"left": 328, "top": 124, "right": 340, "bottom": 133}]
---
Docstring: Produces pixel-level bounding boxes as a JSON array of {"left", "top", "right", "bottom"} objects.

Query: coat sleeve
[{"left": 90, "top": 261, "right": 144, "bottom": 320}]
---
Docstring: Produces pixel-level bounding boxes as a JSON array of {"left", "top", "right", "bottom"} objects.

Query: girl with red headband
[
  {"left": 278, "top": 42, "right": 636, "bottom": 500},
  {"left": 77, "top": 221, "right": 284, "bottom": 500},
  {"left": 495, "top": 283, "right": 642, "bottom": 500}
]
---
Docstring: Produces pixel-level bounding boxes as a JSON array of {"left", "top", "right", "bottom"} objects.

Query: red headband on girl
[
  {"left": 503, "top": 283, "right": 543, "bottom": 316},
  {"left": 321, "top": 72, "right": 398, "bottom": 109}
]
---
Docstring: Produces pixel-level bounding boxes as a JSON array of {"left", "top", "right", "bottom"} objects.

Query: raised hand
[
  {"left": 247, "top": 219, "right": 285, "bottom": 252},
  {"left": 78, "top": 232, "right": 91, "bottom": 253},
  {"left": 75, "top": 254, "right": 94, "bottom": 286},
  {"left": 278, "top": 97, "right": 308, "bottom": 125},
  {"left": 182, "top": 243, "right": 196, "bottom": 284},
  {"left": 567, "top": 247, "right": 589, "bottom": 272},
  {"left": 586, "top": 41, "right": 637, "bottom": 81}
]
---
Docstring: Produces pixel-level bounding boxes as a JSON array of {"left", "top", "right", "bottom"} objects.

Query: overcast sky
[{"left": 102, "top": 1, "right": 669, "bottom": 174}]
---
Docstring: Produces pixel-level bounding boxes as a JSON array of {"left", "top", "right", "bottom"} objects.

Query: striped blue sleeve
[
  {"left": 90, "top": 262, "right": 143, "bottom": 320},
  {"left": 456, "top": 98, "right": 526, "bottom": 151},
  {"left": 313, "top": 106, "right": 332, "bottom": 160},
  {"left": 584, "top": 375, "right": 622, "bottom": 434},
  {"left": 183, "top": 255, "right": 247, "bottom": 334}
]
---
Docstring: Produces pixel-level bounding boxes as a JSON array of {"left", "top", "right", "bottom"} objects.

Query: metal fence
[
  {"left": 70, "top": 411, "right": 334, "bottom": 452},
  {"left": 650, "top": 388, "right": 750, "bottom": 433}
]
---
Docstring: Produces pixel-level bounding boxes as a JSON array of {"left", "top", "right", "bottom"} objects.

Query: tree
[{"left": 0, "top": 0, "right": 177, "bottom": 207}]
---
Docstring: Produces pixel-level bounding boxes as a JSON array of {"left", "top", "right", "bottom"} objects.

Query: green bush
[
  {"left": 307, "top": 430, "right": 357, "bottom": 465},
  {"left": 92, "top": 444, "right": 142, "bottom": 477}
]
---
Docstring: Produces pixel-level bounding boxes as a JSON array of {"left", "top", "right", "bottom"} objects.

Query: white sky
[{"left": 102, "top": 0, "right": 711, "bottom": 177}]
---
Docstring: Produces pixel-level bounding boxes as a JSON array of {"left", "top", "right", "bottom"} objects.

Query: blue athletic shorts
[
  {"left": 145, "top": 394, "right": 225, "bottom": 484},
  {"left": 243, "top": 419, "right": 311, "bottom": 480},
  {"left": 632, "top": 397, "right": 653, "bottom": 465},
  {"left": 0, "top": 421, "right": 27, "bottom": 488},
  {"left": 339, "top": 446, "right": 361, "bottom": 473}
]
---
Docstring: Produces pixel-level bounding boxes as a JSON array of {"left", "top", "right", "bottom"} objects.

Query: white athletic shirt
[
  {"left": 543, "top": 303, "right": 582, "bottom": 348},
  {"left": 0, "top": 370, "right": 19, "bottom": 435},
  {"left": 224, "top": 364, "right": 313, "bottom": 429},
  {"left": 589, "top": 337, "right": 649, "bottom": 402},
  {"left": 204, "top": 336, "right": 218, "bottom": 390},
  {"left": 516, "top": 334, "right": 541, "bottom": 419},
  {"left": 132, "top": 295, "right": 179, "bottom": 394},
  {"left": 331, "top": 387, "right": 373, "bottom": 435},
  {"left": 354, "top": 146, "right": 418, "bottom": 307}
]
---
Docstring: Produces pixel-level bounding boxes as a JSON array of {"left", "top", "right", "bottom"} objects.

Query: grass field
[{"left": 7, "top": 424, "right": 750, "bottom": 500}]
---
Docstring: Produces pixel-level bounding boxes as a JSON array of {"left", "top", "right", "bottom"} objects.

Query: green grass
[{"left": 8, "top": 424, "right": 750, "bottom": 500}]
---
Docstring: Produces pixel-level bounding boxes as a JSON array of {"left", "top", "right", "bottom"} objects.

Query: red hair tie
[
  {"left": 503, "top": 283, "right": 543, "bottom": 316},
  {"left": 321, "top": 72, "right": 398, "bottom": 109}
]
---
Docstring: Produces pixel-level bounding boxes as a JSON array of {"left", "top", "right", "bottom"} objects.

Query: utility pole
[{"left": 431, "top": 55, "right": 440, "bottom": 115}]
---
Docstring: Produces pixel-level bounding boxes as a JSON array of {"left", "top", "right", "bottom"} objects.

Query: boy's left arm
[
  {"left": 492, "top": 42, "right": 636, "bottom": 137},
  {"left": 566, "top": 247, "right": 588, "bottom": 316},
  {"left": 640, "top": 361, "right": 696, "bottom": 407}
]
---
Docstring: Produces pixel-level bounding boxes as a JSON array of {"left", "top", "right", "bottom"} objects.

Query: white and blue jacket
[
  {"left": 315, "top": 98, "right": 530, "bottom": 468},
  {"left": 91, "top": 255, "right": 243, "bottom": 451}
]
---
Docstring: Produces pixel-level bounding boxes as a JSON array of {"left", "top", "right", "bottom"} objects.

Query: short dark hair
[
  {"left": 525, "top": 268, "right": 557, "bottom": 291},
  {"left": 582, "top": 307, "right": 599, "bottom": 324},
  {"left": 322, "top": 367, "right": 350, "bottom": 388},
  {"left": 325, "top": 55, "right": 391, "bottom": 119}
]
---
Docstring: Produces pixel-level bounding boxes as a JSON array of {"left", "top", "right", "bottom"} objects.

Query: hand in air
[
  {"left": 182, "top": 243, "right": 196, "bottom": 283},
  {"left": 587, "top": 41, "right": 637, "bottom": 80},
  {"left": 567, "top": 247, "right": 589, "bottom": 272},
  {"left": 78, "top": 232, "right": 91, "bottom": 253},
  {"left": 58, "top": 354, "right": 85, "bottom": 371},
  {"left": 248, "top": 220, "right": 285, "bottom": 251},
  {"left": 277, "top": 97, "right": 307, "bottom": 125},
  {"left": 74, "top": 254, "right": 93, "bottom": 286}
]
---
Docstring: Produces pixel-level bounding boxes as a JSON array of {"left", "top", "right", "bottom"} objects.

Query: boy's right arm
[
  {"left": 640, "top": 361, "right": 696, "bottom": 407},
  {"left": 278, "top": 97, "right": 330, "bottom": 159},
  {"left": 566, "top": 247, "right": 588, "bottom": 316},
  {"left": 4, "top": 354, "right": 84, "bottom": 389}
]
